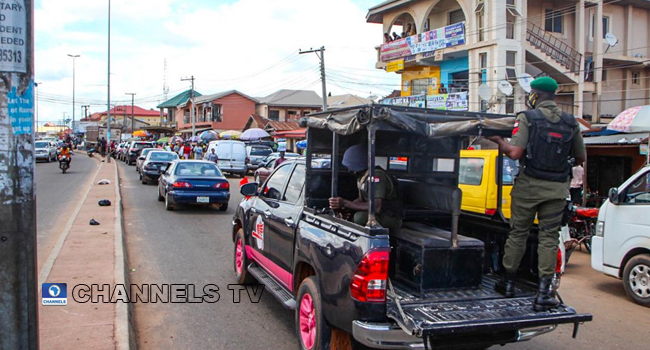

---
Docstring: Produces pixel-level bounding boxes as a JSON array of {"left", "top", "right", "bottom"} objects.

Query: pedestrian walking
[
  {"left": 570, "top": 164, "right": 584, "bottom": 205},
  {"left": 183, "top": 143, "right": 191, "bottom": 160},
  {"left": 486, "top": 77, "right": 586, "bottom": 311},
  {"left": 206, "top": 148, "right": 219, "bottom": 163},
  {"left": 194, "top": 143, "right": 203, "bottom": 160}
]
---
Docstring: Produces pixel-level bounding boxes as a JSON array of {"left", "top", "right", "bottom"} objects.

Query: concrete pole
[
  {"left": 67, "top": 54, "right": 80, "bottom": 137},
  {"left": 575, "top": 0, "right": 585, "bottom": 118},
  {"left": 594, "top": 0, "right": 604, "bottom": 123},
  {"left": 0, "top": 1, "right": 39, "bottom": 349},
  {"left": 106, "top": 0, "right": 111, "bottom": 163}
]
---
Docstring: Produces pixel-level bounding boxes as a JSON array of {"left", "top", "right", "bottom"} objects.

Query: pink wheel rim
[
  {"left": 235, "top": 238, "right": 243, "bottom": 275},
  {"left": 299, "top": 293, "right": 316, "bottom": 349}
]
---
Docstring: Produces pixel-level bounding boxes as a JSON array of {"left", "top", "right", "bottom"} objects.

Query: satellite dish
[
  {"left": 517, "top": 73, "right": 533, "bottom": 93},
  {"left": 605, "top": 33, "right": 618, "bottom": 47},
  {"left": 497, "top": 81, "right": 514, "bottom": 96},
  {"left": 367, "top": 94, "right": 379, "bottom": 101},
  {"left": 478, "top": 84, "right": 492, "bottom": 101}
]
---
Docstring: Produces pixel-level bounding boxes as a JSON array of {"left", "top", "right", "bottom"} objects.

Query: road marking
[
  {"left": 113, "top": 161, "right": 131, "bottom": 350},
  {"left": 38, "top": 161, "right": 104, "bottom": 286}
]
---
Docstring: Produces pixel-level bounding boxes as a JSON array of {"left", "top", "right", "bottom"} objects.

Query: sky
[{"left": 34, "top": 0, "right": 401, "bottom": 125}]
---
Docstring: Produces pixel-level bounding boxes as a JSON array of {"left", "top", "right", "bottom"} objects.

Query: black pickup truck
[{"left": 232, "top": 105, "right": 592, "bottom": 350}]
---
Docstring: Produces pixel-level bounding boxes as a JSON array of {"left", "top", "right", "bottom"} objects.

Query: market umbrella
[
  {"left": 607, "top": 105, "right": 650, "bottom": 133},
  {"left": 133, "top": 130, "right": 148, "bottom": 138},
  {"left": 200, "top": 130, "right": 219, "bottom": 141},
  {"left": 157, "top": 137, "right": 170, "bottom": 144},
  {"left": 219, "top": 130, "right": 242, "bottom": 140},
  {"left": 240, "top": 128, "right": 270, "bottom": 141},
  {"left": 296, "top": 140, "right": 307, "bottom": 149},
  {"left": 169, "top": 136, "right": 184, "bottom": 144},
  {"left": 189, "top": 135, "right": 201, "bottom": 142}
]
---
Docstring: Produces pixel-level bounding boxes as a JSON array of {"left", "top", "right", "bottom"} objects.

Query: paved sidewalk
[{"left": 39, "top": 158, "right": 129, "bottom": 349}]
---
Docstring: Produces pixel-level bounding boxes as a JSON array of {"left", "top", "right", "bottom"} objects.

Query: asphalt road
[
  {"left": 36, "top": 152, "right": 99, "bottom": 269},
  {"left": 118, "top": 159, "right": 650, "bottom": 350}
]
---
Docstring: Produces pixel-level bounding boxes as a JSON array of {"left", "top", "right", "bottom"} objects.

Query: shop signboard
[
  {"left": 386, "top": 59, "right": 404, "bottom": 72},
  {"left": 382, "top": 92, "right": 468, "bottom": 111},
  {"left": 380, "top": 22, "right": 465, "bottom": 62}
]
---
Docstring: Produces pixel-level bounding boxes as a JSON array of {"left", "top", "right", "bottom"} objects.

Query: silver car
[{"left": 35, "top": 140, "right": 57, "bottom": 162}]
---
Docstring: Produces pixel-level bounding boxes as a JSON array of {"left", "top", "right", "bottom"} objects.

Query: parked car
[
  {"left": 157, "top": 160, "right": 230, "bottom": 211},
  {"left": 261, "top": 152, "right": 299, "bottom": 164},
  {"left": 206, "top": 140, "right": 248, "bottom": 177},
  {"left": 126, "top": 141, "right": 155, "bottom": 165},
  {"left": 246, "top": 145, "right": 273, "bottom": 173},
  {"left": 119, "top": 141, "right": 131, "bottom": 161},
  {"left": 136, "top": 148, "right": 158, "bottom": 173},
  {"left": 232, "top": 104, "right": 591, "bottom": 350},
  {"left": 140, "top": 151, "right": 179, "bottom": 184},
  {"left": 35, "top": 140, "right": 58, "bottom": 162},
  {"left": 592, "top": 165, "right": 650, "bottom": 307}
]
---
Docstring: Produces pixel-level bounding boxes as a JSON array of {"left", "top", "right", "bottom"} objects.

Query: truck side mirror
[
  {"left": 240, "top": 182, "right": 259, "bottom": 197},
  {"left": 608, "top": 187, "right": 620, "bottom": 205}
]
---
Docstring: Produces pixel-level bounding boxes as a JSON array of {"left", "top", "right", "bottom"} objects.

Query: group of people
[{"left": 383, "top": 23, "right": 416, "bottom": 43}]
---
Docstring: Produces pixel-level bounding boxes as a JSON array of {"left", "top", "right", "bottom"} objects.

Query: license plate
[{"left": 197, "top": 196, "right": 210, "bottom": 203}]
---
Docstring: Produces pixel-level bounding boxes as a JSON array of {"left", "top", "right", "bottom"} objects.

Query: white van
[
  {"left": 591, "top": 165, "right": 650, "bottom": 307},
  {"left": 206, "top": 140, "right": 248, "bottom": 178}
]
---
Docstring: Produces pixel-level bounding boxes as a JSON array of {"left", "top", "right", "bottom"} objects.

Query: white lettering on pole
[{"left": 0, "top": 0, "right": 26, "bottom": 73}]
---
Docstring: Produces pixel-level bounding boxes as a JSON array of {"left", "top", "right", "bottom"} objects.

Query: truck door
[
  {"left": 266, "top": 163, "right": 305, "bottom": 275},
  {"left": 603, "top": 168, "right": 650, "bottom": 268},
  {"left": 249, "top": 163, "right": 294, "bottom": 290}
]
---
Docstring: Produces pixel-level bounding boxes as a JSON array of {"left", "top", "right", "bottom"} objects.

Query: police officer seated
[{"left": 328, "top": 144, "right": 403, "bottom": 233}]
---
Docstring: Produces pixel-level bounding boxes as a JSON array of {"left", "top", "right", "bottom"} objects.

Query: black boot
[
  {"left": 494, "top": 272, "right": 516, "bottom": 297},
  {"left": 533, "top": 277, "right": 560, "bottom": 311}
]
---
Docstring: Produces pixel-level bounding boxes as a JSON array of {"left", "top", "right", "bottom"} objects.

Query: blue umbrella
[
  {"left": 296, "top": 140, "right": 307, "bottom": 148},
  {"left": 200, "top": 130, "right": 218, "bottom": 141}
]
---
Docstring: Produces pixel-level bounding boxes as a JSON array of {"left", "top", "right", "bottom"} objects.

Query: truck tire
[
  {"left": 623, "top": 254, "right": 650, "bottom": 307},
  {"left": 296, "top": 276, "right": 332, "bottom": 350},
  {"left": 234, "top": 229, "right": 255, "bottom": 284}
]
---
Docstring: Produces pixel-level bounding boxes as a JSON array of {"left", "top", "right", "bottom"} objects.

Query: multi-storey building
[{"left": 368, "top": 0, "right": 650, "bottom": 122}]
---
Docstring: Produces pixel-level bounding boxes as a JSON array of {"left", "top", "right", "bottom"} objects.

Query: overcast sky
[{"left": 35, "top": 0, "right": 400, "bottom": 124}]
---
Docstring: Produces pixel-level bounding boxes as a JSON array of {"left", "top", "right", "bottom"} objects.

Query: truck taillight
[
  {"left": 172, "top": 181, "right": 192, "bottom": 188},
  {"left": 484, "top": 209, "right": 496, "bottom": 216},
  {"left": 350, "top": 248, "right": 390, "bottom": 302}
]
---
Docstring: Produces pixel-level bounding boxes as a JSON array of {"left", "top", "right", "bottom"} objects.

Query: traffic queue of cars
[{"left": 121, "top": 140, "right": 231, "bottom": 212}]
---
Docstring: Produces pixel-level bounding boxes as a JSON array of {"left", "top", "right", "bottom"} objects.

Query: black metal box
[{"left": 392, "top": 223, "right": 484, "bottom": 293}]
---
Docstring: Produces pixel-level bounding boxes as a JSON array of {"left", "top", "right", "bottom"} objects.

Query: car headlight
[{"left": 595, "top": 221, "right": 605, "bottom": 237}]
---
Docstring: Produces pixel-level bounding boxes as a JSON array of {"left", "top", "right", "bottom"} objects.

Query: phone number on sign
[{"left": 0, "top": 49, "right": 22, "bottom": 63}]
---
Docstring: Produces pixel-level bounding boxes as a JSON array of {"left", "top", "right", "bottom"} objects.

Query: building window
[
  {"left": 211, "top": 104, "right": 222, "bottom": 122},
  {"left": 544, "top": 9, "right": 563, "bottom": 33},
  {"left": 269, "top": 110, "right": 280, "bottom": 121},
  {"left": 475, "top": 1, "right": 485, "bottom": 42},
  {"left": 449, "top": 9, "right": 466, "bottom": 25},
  {"left": 506, "top": 51, "right": 517, "bottom": 81},
  {"left": 591, "top": 15, "right": 610, "bottom": 39},
  {"left": 412, "top": 78, "right": 431, "bottom": 96},
  {"left": 632, "top": 71, "right": 640, "bottom": 85},
  {"left": 506, "top": 96, "right": 515, "bottom": 114},
  {"left": 479, "top": 52, "right": 488, "bottom": 111},
  {"left": 506, "top": 0, "right": 515, "bottom": 6},
  {"left": 287, "top": 110, "right": 298, "bottom": 120},
  {"left": 601, "top": 69, "right": 607, "bottom": 82}
]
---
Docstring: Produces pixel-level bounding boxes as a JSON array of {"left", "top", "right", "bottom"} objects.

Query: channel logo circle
[{"left": 48, "top": 285, "right": 61, "bottom": 297}]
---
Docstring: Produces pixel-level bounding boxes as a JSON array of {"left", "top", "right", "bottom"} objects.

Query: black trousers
[{"left": 570, "top": 187, "right": 582, "bottom": 205}]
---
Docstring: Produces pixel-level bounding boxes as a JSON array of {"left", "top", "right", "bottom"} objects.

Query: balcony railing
[{"left": 526, "top": 22, "right": 582, "bottom": 73}]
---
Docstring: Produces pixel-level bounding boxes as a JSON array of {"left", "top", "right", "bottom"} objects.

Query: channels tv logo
[{"left": 42, "top": 283, "right": 67, "bottom": 306}]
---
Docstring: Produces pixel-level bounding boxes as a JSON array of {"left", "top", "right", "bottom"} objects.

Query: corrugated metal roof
[
  {"left": 584, "top": 132, "right": 649, "bottom": 145},
  {"left": 157, "top": 90, "right": 203, "bottom": 108},
  {"left": 193, "top": 90, "right": 258, "bottom": 104},
  {"left": 258, "top": 89, "right": 322, "bottom": 108}
]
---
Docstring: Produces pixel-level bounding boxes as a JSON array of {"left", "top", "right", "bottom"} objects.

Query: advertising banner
[
  {"left": 380, "top": 22, "right": 465, "bottom": 62},
  {"left": 382, "top": 92, "right": 468, "bottom": 111}
]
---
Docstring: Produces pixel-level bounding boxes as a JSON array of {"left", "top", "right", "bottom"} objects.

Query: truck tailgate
[{"left": 387, "top": 276, "right": 592, "bottom": 338}]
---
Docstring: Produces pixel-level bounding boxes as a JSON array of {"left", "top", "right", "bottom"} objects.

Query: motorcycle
[
  {"left": 566, "top": 204, "right": 599, "bottom": 259},
  {"left": 58, "top": 155, "right": 71, "bottom": 173}
]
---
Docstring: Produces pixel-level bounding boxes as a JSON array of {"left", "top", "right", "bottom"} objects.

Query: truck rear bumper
[{"left": 352, "top": 321, "right": 557, "bottom": 349}]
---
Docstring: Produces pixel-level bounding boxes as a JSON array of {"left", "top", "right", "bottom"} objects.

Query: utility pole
[
  {"left": 67, "top": 54, "right": 80, "bottom": 137},
  {"left": 181, "top": 76, "right": 195, "bottom": 136},
  {"left": 35, "top": 81, "right": 41, "bottom": 137},
  {"left": 0, "top": 1, "right": 38, "bottom": 349},
  {"left": 106, "top": 0, "right": 112, "bottom": 162},
  {"left": 82, "top": 104, "right": 90, "bottom": 119},
  {"left": 125, "top": 92, "right": 136, "bottom": 135},
  {"left": 299, "top": 46, "right": 328, "bottom": 111}
]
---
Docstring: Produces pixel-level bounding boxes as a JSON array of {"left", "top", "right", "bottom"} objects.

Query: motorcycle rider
[{"left": 59, "top": 142, "right": 72, "bottom": 165}]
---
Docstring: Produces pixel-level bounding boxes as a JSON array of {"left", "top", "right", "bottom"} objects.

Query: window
[
  {"left": 433, "top": 158, "right": 455, "bottom": 172},
  {"left": 262, "top": 164, "right": 292, "bottom": 200},
  {"left": 502, "top": 157, "right": 519, "bottom": 185},
  {"left": 623, "top": 173, "right": 650, "bottom": 204},
  {"left": 632, "top": 71, "right": 640, "bottom": 85},
  {"left": 269, "top": 110, "right": 280, "bottom": 121},
  {"left": 479, "top": 52, "right": 488, "bottom": 110},
  {"left": 174, "top": 162, "right": 221, "bottom": 176},
  {"left": 506, "top": 51, "right": 517, "bottom": 81},
  {"left": 505, "top": 96, "right": 515, "bottom": 114},
  {"left": 411, "top": 78, "right": 430, "bottom": 96},
  {"left": 601, "top": 69, "right": 607, "bottom": 81},
  {"left": 592, "top": 15, "right": 610, "bottom": 39},
  {"left": 475, "top": 1, "right": 485, "bottom": 41},
  {"left": 506, "top": 0, "right": 516, "bottom": 6},
  {"left": 449, "top": 9, "right": 466, "bottom": 25},
  {"left": 545, "top": 9, "right": 563, "bottom": 33},
  {"left": 459, "top": 158, "right": 485, "bottom": 185},
  {"left": 211, "top": 104, "right": 222, "bottom": 122},
  {"left": 283, "top": 164, "right": 305, "bottom": 203}
]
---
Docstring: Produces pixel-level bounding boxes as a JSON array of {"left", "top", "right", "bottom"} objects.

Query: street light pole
[
  {"left": 67, "top": 54, "right": 80, "bottom": 140},
  {"left": 125, "top": 92, "right": 136, "bottom": 135},
  {"left": 106, "top": 0, "right": 111, "bottom": 162}
]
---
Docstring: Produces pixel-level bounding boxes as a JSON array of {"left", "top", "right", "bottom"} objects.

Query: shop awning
[
  {"left": 176, "top": 127, "right": 213, "bottom": 135},
  {"left": 584, "top": 132, "right": 649, "bottom": 145},
  {"left": 273, "top": 129, "right": 306, "bottom": 138}
]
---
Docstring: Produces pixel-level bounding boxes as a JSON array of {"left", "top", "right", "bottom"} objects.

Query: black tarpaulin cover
[{"left": 302, "top": 104, "right": 515, "bottom": 137}]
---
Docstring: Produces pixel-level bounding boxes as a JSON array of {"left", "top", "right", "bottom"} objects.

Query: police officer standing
[{"left": 487, "top": 77, "right": 586, "bottom": 311}]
